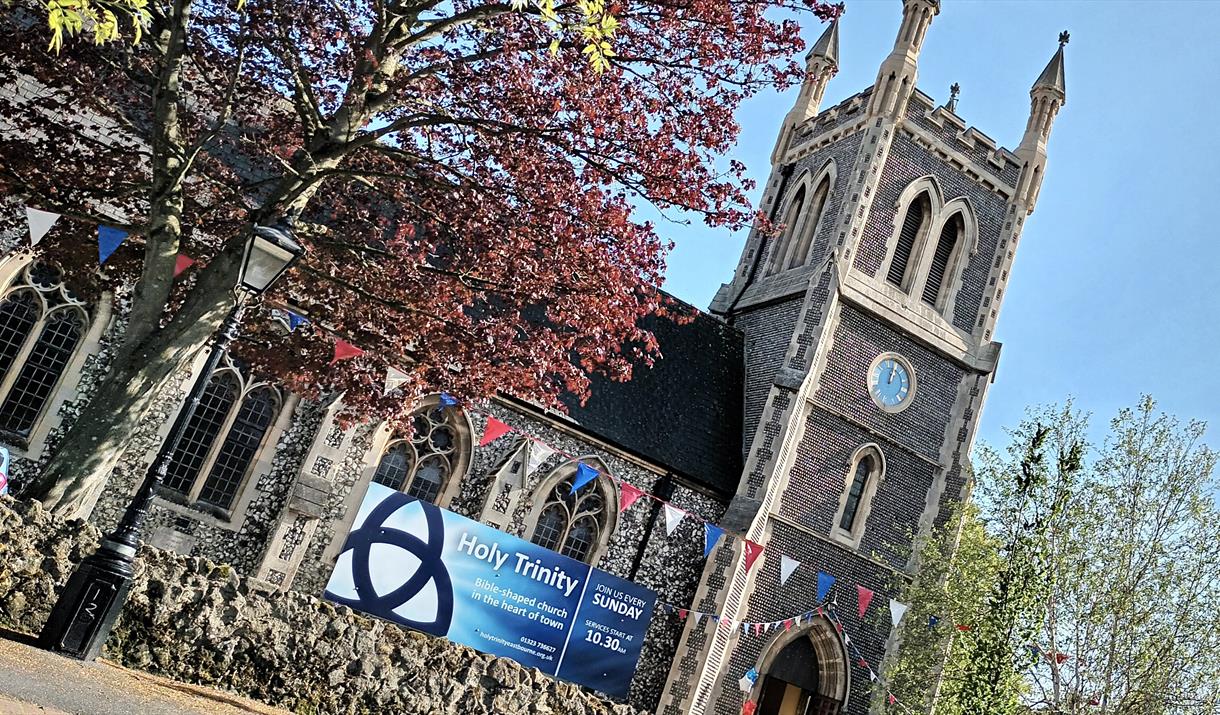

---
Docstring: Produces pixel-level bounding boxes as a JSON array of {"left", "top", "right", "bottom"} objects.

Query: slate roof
[{"left": 557, "top": 301, "right": 745, "bottom": 496}]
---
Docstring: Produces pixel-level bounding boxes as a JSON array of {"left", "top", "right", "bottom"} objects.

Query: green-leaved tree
[{"left": 887, "top": 398, "right": 1220, "bottom": 715}]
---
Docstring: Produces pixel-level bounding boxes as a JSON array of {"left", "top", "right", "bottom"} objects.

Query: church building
[{"left": 0, "top": 1, "right": 1065, "bottom": 712}]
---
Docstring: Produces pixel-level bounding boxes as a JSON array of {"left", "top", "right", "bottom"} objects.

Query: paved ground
[{"left": 0, "top": 633, "right": 289, "bottom": 715}]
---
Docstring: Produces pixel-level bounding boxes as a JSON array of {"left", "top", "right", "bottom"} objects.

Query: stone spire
[
  {"left": 770, "top": 18, "right": 841, "bottom": 162},
  {"left": 867, "top": 0, "right": 939, "bottom": 121},
  {"left": 1033, "top": 31, "right": 1069, "bottom": 97},
  {"left": 807, "top": 16, "right": 839, "bottom": 64},
  {"left": 1014, "top": 32, "right": 1069, "bottom": 211},
  {"left": 791, "top": 19, "right": 841, "bottom": 123}
]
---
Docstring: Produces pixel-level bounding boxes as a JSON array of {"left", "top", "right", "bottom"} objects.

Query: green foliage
[
  {"left": 887, "top": 398, "right": 1220, "bottom": 714},
  {"left": 884, "top": 500, "right": 1006, "bottom": 712},
  {"left": 512, "top": 0, "right": 618, "bottom": 72},
  {"left": 43, "top": 0, "right": 151, "bottom": 53}
]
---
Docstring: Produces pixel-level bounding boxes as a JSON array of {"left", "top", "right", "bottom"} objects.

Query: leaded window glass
[
  {"left": 160, "top": 354, "right": 282, "bottom": 515},
  {"left": 528, "top": 471, "right": 610, "bottom": 564},
  {"left": 371, "top": 399, "right": 471, "bottom": 505},
  {"left": 839, "top": 451, "right": 882, "bottom": 535},
  {"left": 164, "top": 372, "right": 240, "bottom": 494},
  {"left": 197, "top": 386, "right": 278, "bottom": 508},
  {"left": 0, "top": 263, "right": 88, "bottom": 440}
]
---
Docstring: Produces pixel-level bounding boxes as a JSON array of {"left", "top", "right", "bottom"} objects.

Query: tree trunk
[
  {"left": 24, "top": 2, "right": 385, "bottom": 517},
  {"left": 26, "top": 247, "right": 243, "bottom": 518}
]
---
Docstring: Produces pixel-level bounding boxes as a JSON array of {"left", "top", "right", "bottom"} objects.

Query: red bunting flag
[
  {"left": 956, "top": 624, "right": 972, "bottom": 632},
  {"left": 887, "top": 694, "right": 896, "bottom": 706},
  {"left": 743, "top": 541, "right": 764, "bottom": 573},
  {"left": 742, "top": 701, "right": 757, "bottom": 715},
  {"left": 784, "top": 619, "right": 792, "bottom": 631},
  {"left": 619, "top": 482, "right": 645, "bottom": 513},
  {"left": 678, "top": 609, "right": 688, "bottom": 620},
  {"left": 754, "top": 623, "right": 761, "bottom": 636},
  {"left": 330, "top": 339, "right": 364, "bottom": 365},
  {"left": 174, "top": 254, "right": 195, "bottom": 277},
  {"left": 857, "top": 658, "right": 869, "bottom": 669},
  {"left": 479, "top": 417, "right": 512, "bottom": 447},
  {"left": 1054, "top": 652, "right": 1070, "bottom": 665},
  {"left": 856, "top": 585, "right": 875, "bottom": 618}
]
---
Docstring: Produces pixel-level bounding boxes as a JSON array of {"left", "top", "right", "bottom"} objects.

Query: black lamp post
[{"left": 39, "top": 224, "right": 304, "bottom": 661}]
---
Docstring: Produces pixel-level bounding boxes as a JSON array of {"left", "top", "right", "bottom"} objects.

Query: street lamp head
[{"left": 241, "top": 223, "right": 305, "bottom": 295}]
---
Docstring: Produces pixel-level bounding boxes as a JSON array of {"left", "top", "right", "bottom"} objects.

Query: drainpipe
[{"left": 628, "top": 472, "right": 675, "bottom": 582}]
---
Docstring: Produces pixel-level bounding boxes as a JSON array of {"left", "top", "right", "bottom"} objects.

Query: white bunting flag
[
  {"left": 738, "top": 675, "right": 753, "bottom": 693},
  {"left": 663, "top": 503, "right": 684, "bottom": 536},
  {"left": 525, "top": 441, "right": 556, "bottom": 476},
  {"left": 692, "top": 612, "right": 703, "bottom": 624},
  {"left": 383, "top": 366, "right": 410, "bottom": 395},
  {"left": 25, "top": 207, "right": 59, "bottom": 245},
  {"left": 890, "top": 599, "right": 909, "bottom": 628},
  {"left": 869, "top": 669, "right": 878, "bottom": 683},
  {"left": 780, "top": 554, "right": 799, "bottom": 586}
]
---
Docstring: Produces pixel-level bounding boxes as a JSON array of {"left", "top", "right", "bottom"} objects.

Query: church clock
[{"left": 868, "top": 353, "right": 915, "bottom": 413}]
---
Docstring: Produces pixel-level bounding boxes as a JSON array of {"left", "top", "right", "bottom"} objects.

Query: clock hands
[{"left": 888, "top": 361, "right": 897, "bottom": 385}]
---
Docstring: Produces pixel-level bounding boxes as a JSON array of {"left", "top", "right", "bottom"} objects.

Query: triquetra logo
[{"left": 324, "top": 488, "right": 454, "bottom": 635}]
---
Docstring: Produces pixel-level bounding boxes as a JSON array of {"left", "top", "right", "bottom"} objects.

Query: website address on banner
[{"left": 478, "top": 631, "right": 555, "bottom": 662}]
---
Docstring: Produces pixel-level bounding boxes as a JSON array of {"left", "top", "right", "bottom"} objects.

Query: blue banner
[{"left": 324, "top": 483, "right": 655, "bottom": 698}]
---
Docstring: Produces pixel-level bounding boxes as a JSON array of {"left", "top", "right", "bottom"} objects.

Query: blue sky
[{"left": 651, "top": 0, "right": 1220, "bottom": 452}]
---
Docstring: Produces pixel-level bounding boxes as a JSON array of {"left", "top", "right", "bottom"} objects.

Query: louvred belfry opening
[
  {"left": 886, "top": 194, "right": 930, "bottom": 289},
  {"left": 921, "top": 214, "right": 963, "bottom": 307}
]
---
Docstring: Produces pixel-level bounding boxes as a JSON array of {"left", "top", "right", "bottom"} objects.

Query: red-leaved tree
[{"left": 0, "top": 0, "right": 840, "bottom": 517}]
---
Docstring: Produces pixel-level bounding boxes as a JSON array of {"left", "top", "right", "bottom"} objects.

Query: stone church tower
[{"left": 661, "top": 3, "right": 1067, "bottom": 714}]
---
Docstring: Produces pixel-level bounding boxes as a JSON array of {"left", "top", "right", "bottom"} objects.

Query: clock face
[{"left": 868, "top": 353, "right": 915, "bottom": 412}]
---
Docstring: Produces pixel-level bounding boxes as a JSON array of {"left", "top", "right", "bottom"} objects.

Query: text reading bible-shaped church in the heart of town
[{"left": 0, "top": 2, "right": 1065, "bottom": 713}]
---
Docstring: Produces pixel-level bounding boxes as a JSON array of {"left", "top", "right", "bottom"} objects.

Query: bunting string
[{"left": 230, "top": 296, "right": 938, "bottom": 700}]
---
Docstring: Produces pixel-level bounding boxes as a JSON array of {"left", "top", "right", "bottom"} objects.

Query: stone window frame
[
  {"left": 0, "top": 255, "right": 110, "bottom": 459},
  {"left": 522, "top": 456, "right": 618, "bottom": 565},
  {"left": 153, "top": 351, "right": 286, "bottom": 520},
  {"left": 919, "top": 197, "right": 977, "bottom": 319},
  {"left": 767, "top": 160, "right": 837, "bottom": 275},
  {"left": 830, "top": 443, "right": 885, "bottom": 549},
  {"left": 314, "top": 396, "right": 474, "bottom": 580},
  {"left": 742, "top": 613, "right": 850, "bottom": 707},
  {"left": 766, "top": 174, "right": 811, "bottom": 276},
  {"left": 877, "top": 175, "right": 978, "bottom": 320},
  {"left": 363, "top": 394, "right": 475, "bottom": 510},
  {"left": 146, "top": 348, "right": 299, "bottom": 531}
]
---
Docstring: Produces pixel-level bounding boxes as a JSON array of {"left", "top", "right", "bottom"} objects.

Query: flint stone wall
[{"left": 0, "top": 498, "right": 640, "bottom": 715}]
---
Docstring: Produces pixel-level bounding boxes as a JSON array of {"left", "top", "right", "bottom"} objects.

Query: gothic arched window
[
  {"left": 0, "top": 263, "right": 87, "bottom": 440},
  {"left": 834, "top": 446, "right": 884, "bottom": 545},
  {"left": 162, "top": 354, "right": 282, "bottom": 513},
  {"left": 921, "top": 212, "right": 964, "bottom": 309},
  {"left": 885, "top": 192, "right": 933, "bottom": 289},
  {"left": 783, "top": 175, "right": 831, "bottom": 271},
  {"left": 371, "top": 398, "right": 472, "bottom": 505},
  {"left": 527, "top": 462, "right": 615, "bottom": 564},
  {"left": 767, "top": 184, "right": 807, "bottom": 276}
]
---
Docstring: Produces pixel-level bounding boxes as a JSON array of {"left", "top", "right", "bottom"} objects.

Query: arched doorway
[{"left": 754, "top": 619, "right": 848, "bottom": 715}]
